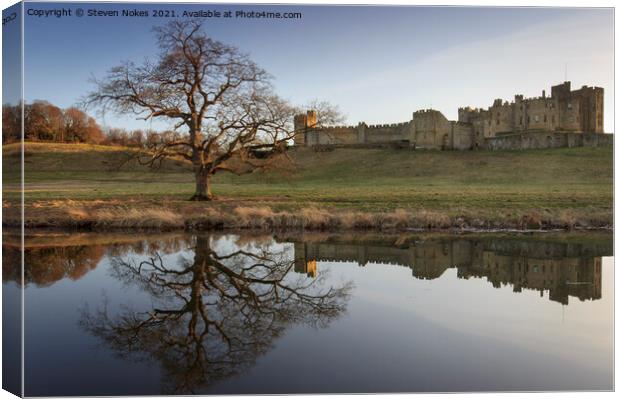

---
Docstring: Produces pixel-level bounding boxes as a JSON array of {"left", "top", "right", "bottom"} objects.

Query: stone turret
[
  {"left": 294, "top": 110, "right": 318, "bottom": 146},
  {"left": 306, "top": 110, "right": 317, "bottom": 128}
]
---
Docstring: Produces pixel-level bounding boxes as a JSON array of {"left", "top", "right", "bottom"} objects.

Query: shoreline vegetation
[
  {"left": 2, "top": 200, "right": 613, "bottom": 232},
  {"left": 2, "top": 142, "right": 613, "bottom": 232}
]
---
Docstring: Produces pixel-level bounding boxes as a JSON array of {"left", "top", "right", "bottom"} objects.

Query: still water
[{"left": 2, "top": 231, "right": 614, "bottom": 395}]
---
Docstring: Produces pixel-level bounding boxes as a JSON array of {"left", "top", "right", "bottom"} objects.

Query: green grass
[{"left": 2, "top": 142, "right": 613, "bottom": 215}]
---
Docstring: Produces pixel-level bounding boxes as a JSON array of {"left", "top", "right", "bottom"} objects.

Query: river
[{"left": 2, "top": 231, "right": 613, "bottom": 395}]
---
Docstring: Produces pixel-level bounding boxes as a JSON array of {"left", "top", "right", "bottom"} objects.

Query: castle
[{"left": 294, "top": 81, "right": 611, "bottom": 150}]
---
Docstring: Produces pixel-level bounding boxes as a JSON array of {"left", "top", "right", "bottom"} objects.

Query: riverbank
[
  {"left": 2, "top": 143, "right": 613, "bottom": 232},
  {"left": 2, "top": 198, "right": 612, "bottom": 231}
]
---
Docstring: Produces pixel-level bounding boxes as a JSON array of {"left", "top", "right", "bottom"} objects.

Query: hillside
[{"left": 2, "top": 142, "right": 613, "bottom": 230}]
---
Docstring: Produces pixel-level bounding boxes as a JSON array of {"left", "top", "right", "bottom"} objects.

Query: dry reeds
[{"left": 9, "top": 200, "right": 612, "bottom": 232}]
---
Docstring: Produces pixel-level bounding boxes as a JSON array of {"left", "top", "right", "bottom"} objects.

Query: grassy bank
[{"left": 2, "top": 142, "right": 613, "bottom": 231}]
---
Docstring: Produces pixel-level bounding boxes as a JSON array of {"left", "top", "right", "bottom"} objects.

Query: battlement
[
  {"left": 413, "top": 108, "right": 442, "bottom": 115},
  {"left": 366, "top": 121, "right": 410, "bottom": 129},
  {"left": 458, "top": 106, "right": 477, "bottom": 112},
  {"left": 319, "top": 125, "right": 358, "bottom": 131}
]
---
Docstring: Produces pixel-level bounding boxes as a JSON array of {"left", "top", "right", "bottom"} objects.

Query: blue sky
[{"left": 13, "top": 2, "right": 616, "bottom": 132}]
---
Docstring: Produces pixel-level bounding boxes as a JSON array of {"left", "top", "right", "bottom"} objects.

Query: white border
[{"left": 0, "top": 2, "right": 617, "bottom": 399}]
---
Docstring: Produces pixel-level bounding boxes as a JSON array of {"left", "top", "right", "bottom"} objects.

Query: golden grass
[
  {"left": 3, "top": 200, "right": 611, "bottom": 232},
  {"left": 411, "top": 210, "right": 451, "bottom": 229},
  {"left": 89, "top": 207, "right": 184, "bottom": 229},
  {"left": 5, "top": 141, "right": 138, "bottom": 154}
]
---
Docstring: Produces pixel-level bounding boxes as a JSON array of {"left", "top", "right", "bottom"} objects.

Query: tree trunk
[{"left": 191, "top": 169, "right": 213, "bottom": 201}]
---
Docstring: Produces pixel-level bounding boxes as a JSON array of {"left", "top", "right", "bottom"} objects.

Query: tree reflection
[
  {"left": 2, "top": 234, "right": 190, "bottom": 288},
  {"left": 80, "top": 235, "right": 352, "bottom": 394},
  {"left": 3, "top": 244, "right": 104, "bottom": 287}
]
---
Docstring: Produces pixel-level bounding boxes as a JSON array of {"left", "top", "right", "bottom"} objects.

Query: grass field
[{"left": 2, "top": 142, "right": 614, "bottom": 230}]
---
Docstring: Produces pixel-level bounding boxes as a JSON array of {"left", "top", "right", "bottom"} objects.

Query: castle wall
[
  {"left": 484, "top": 132, "right": 613, "bottom": 151},
  {"left": 558, "top": 100, "right": 581, "bottom": 131},
  {"left": 305, "top": 126, "right": 358, "bottom": 145},
  {"left": 452, "top": 122, "right": 474, "bottom": 150},
  {"left": 523, "top": 97, "right": 559, "bottom": 131},
  {"left": 471, "top": 116, "right": 491, "bottom": 143},
  {"left": 364, "top": 122, "right": 412, "bottom": 144}
]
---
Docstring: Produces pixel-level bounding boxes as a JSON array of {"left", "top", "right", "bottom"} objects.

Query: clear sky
[{"left": 14, "top": 2, "right": 615, "bottom": 132}]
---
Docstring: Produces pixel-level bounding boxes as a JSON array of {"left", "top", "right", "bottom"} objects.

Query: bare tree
[{"left": 85, "top": 20, "right": 339, "bottom": 200}]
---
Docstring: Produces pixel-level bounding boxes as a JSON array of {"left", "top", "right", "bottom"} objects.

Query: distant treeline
[{"left": 2, "top": 101, "right": 173, "bottom": 147}]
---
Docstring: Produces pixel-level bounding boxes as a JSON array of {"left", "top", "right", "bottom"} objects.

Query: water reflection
[
  {"left": 3, "top": 231, "right": 613, "bottom": 394},
  {"left": 3, "top": 233, "right": 193, "bottom": 288},
  {"left": 4, "top": 245, "right": 104, "bottom": 287},
  {"left": 79, "top": 235, "right": 352, "bottom": 394},
  {"left": 292, "top": 234, "right": 609, "bottom": 305}
]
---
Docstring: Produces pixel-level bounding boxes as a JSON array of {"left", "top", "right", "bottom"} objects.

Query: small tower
[
  {"left": 293, "top": 110, "right": 317, "bottom": 146},
  {"left": 306, "top": 110, "right": 317, "bottom": 128}
]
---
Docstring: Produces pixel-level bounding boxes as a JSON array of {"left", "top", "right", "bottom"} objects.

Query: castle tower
[
  {"left": 572, "top": 85, "right": 604, "bottom": 133},
  {"left": 306, "top": 110, "right": 317, "bottom": 128},
  {"left": 293, "top": 110, "right": 318, "bottom": 146},
  {"left": 551, "top": 82, "right": 604, "bottom": 133},
  {"left": 306, "top": 260, "right": 318, "bottom": 278},
  {"left": 293, "top": 114, "right": 308, "bottom": 146}
]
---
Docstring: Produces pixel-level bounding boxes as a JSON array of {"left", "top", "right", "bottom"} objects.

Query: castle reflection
[{"left": 292, "top": 235, "right": 610, "bottom": 305}]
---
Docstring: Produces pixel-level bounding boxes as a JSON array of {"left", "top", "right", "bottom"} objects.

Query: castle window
[
  {"left": 552, "top": 115, "right": 555, "bottom": 124},
  {"left": 496, "top": 119, "right": 500, "bottom": 125},
  {"left": 519, "top": 117, "right": 523, "bottom": 125},
  {"left": 534, "top": 115, "right": 539, "bottom": 122},
  {"left": 567, "top": 103, "right": 573, "bottom": 110},
  {"left": 544, "top": 114, "right": 547, "bottom": 123},
  {"left": 527, "top": 116, "right": 530, "bottom": 123}
]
